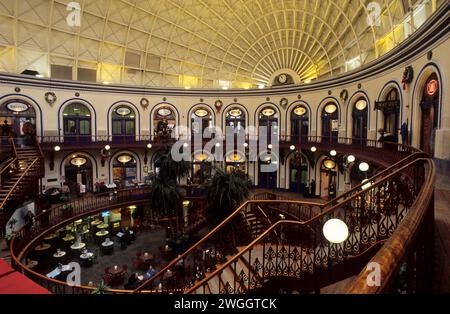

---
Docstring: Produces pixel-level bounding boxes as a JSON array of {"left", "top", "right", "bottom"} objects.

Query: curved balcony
[{"left": 8, "top": 139, "right": 435, "bottom": 294}]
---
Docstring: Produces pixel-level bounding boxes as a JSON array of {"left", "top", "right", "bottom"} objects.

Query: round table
[
  {"left": 44, "top": 233, "right": 57, "bottom": 241},
  {"left": 80, "top": 252, "right": 94, "bottom": 259},
  {"left": 90, "top": 220, "right": 102, "bottom": 226},
  {"left": 70, "top": 242, "right": 86, "bottom": 250},
  {"left": 35, "top": 243, "right": 51, "bottom": 251},
  {"left": 108, "top": 265, "right": 123, "bottom": 275},
  {"left": 102, "top": 240, "right": 114, "bottom": 247},
  {"left": 26, "top": 260, "right": 38, "bottom": 269},
  {"left": 96, "top": 230, "right": 109, "bottom": 237},
  {"left": 62, "top": 235, "right": 75, "bottom": 242},
  {"left": 97, "top": 223, "right": 109, "bottom": 229},
  {"left": 53, "top": 251, "right": 66, "bottom": 258},
  {"left": 140, "top": 252, "right": 154, "bottom": 262}
]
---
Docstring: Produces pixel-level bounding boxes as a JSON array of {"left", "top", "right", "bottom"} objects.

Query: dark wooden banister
[
  {"left": 0, "top": 137, "right": 18, "bottom": 180},
  {"left": 0, "top": 157, "right": 39, "bottom": 210},
  {"left": 132, "top": 151, "right": 425, "bottom": 293},
  {"left": 185, "top": 158, "right": 432, "bottom": 293},
  {"left": 346, "top": 159, "right": 436, "bottom": 293}
]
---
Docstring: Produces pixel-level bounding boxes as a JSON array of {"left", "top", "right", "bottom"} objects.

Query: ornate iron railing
[{"left": 186, "top": 158, "right": 433, "bottom": 294}]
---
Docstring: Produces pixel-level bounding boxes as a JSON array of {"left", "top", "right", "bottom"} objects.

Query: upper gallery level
[{"left": 0, "top": 3, "right": 448, "bottom": 159}]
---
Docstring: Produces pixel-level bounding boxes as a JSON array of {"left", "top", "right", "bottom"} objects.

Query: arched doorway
[
  {"left": 0, "top": 100, "right": 36, "bottom": 142},
  {"left": 191, "top": 107, "right": 213, "bottom": 138},
  {"left": 352, "top": 98, "right": 368, "bottom": 143},
  {"left": 420, "top": 74, "right": 440, "bottom": 156},
  {"left": 259, "top": 107, "right": 279, "bottom": 143},
  {"left": 225, "top": 151, "right": 246, "bottom": 172},
  {"left": 63, "top": 103, "right": 91, "bottom": 144},
  {"left": 291, "top": 105, "right": 309, "bottom": 144},
  {"left": 319, "top": 158, "right": 337, "bottom": 200},
  {"left": 289, "top": 152, "right": 308, "bottom": 194},
  {"left": 321, "top": 103, "right": 339, "bottom": 143},
  {"left": 258, "top": 152, "right": 278, "bottom": 189},
  {"left": 376, "top": 88, "right": 400, "bottom": 142},
  {"left": 64, "top": 154, "right": 93, "bottom": 195},
  {"left": 112, "top": 105, "right": 135, "bottom": 143},
  {"left": 112, "top": 153, "right": 137, "bottom": 188},
  {"left": 153, "top": 106, "right": 176, "bottom": 140}
]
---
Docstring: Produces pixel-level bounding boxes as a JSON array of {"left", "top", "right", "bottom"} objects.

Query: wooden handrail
[
  {"left": 346, "top": 159, "right": 435, "bottom": 293},
  {"left": 185, "top": 158, "right": 432, "bottom": 293},
  {"left": 0, "top": 137, "right": 18, "bottom": 178},
  {"left": 0, "top": 157, "right": 39, "bottom": 210},
  {"left": 132, "top": 152, "right": 425, "bottom": 293}
]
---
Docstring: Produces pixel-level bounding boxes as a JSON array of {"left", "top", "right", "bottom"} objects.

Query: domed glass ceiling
[{"left": 0, "top": 0, "right": 444, "bottom": 89}]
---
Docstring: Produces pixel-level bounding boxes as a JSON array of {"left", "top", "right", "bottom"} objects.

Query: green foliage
[
  {"left": 155, "top": 150, "right": 190, "bottom": 183},
  {"left": 205, "top": 168, "right": 252, "bottom": 224},
  {"left": 91, "top": 280, "right": 110, "bottom": 294},
  {"left": 151, "top": 177, "right": 182, "bottom": 217}
]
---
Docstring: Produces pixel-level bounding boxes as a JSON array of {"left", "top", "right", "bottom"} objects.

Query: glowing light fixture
[
  {"left": 290, "top": 145, "right": 296, "bottom": 151},
  {"left": 70, "top": 157, "right": 87, "bottom": 167},
  {"left": 54, "top": 146, "right": 61, "bottom": 152},
  {"left": 323, "top": 219, "right": 349, "bottom": 244},
  {"left": 361, "top": 179, "right": 372, "bottom": 190},
  {"left": 195, "top": 109, "right": 209, "bottom": 117},
  {"left": 157, "top": 108, "right": 172, "bottom": 117},
  {"left": 215, "top": 143, "right": 221, "bottom": 147},
  {"left": 147, "top": 144, "right": 152, "bottom": 149},
  {"left": 359, "top": 162, "right": 370, "bottom": 172},
  {"left": 258, "top": 84, "right": 265, "bottom": 89},
  {"left": 293, "top": 106, "right": 307, "bottom": 116},
  {"left": 330, "top": 150, "right": 337, "bottom": 156},
  {"left": 323, "top": 159, "right": 336, "bottom": 169},
  {"left": 183, "top": 143, "right": 189, "bottom": 148},
  {"left": 116, "top": 107, "right": 131, "bottom": 116},
  {"left": 324, "top": 104, "right": 337, "bottom": 114},
  {"left": 229, "top": 109, "right": 242, "bottom": 117},
  {"left": 117, "top": 154, "right": 132, "bottom": 164},
  {"left": 243, "top": 142, "right": 249, "bottom": 148},
  {"left": 355, "top": 99, "right": 368, "bottom": 111},
  {"left": 310, "top": 146, "right": 317, "bottom": 152},
  {"left": 261, "top": 108, "right": 275, "bottom": 117},
  {"left": 268, "top": 144, "right": 273, "bottom": 149},
  {"left": 105, "top": 145, "right": 111, "bottom": 151},
  {"left": 347, "top": 155, "right": 356, "bottom": 163}
]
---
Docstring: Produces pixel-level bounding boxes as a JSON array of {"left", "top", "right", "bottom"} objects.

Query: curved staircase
[{"left": 0, "top": 137, "right": 44, "bottom": 232}]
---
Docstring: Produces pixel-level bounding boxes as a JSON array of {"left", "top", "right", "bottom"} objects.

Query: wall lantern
[
  {"left": 355, "top": 99, "right": 368, "bottom": 111},
  {"left": 117, "top": 154, "right": 132, "bottom": 164},
  {"left": 70, "top": 157, "right": 87, "bottom": 167},
  {"left": 324, "top": 104, "right": 337, "bottom": 114}
]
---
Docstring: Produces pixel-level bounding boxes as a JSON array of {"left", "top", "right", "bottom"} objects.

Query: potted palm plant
[{"left": 205, "top": 168, "right": 252, "bottom": 226}]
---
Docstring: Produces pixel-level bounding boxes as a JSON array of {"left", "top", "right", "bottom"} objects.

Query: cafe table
[
  {"left": 34, "top": 243, "right": 51, "bottom": 251},
  {"left": 90, "top": 220, "right": 102, "bottom": 226},
  {"left": 97, "top": 223, "right": 109, "bottom": 229},
  {"left": 96, "top": 230, "right": 109, "bottom": 237},
  {"left": 53, "top": 250, "right": 67, "bottom": 258},
  {"left": 70, "top": 242, "right": 86, "bottom": 251},
  {"left": 62, "top": 235, "right": 75, "bottom": 242},
  {"left": 43, "top": 233, "right": 57, "bottom": 241}
]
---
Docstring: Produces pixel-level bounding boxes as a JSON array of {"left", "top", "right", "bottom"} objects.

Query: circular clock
[{"left": 278, "top": 74, "right": 287, "bottom": 84}]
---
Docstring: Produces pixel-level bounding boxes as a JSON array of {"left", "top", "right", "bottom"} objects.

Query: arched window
[
  {"left": 153, "top": 106, "right": 176, "bottom": 140},
  {"left": 191, "top": 107, "right": 212, "bottom": 137},
  {"left": 352, "top": 98, "right": 368, "bottom": 141},
  {"left": 0, "top": 100, "right": 36, "bottom": 138},
  {"left": 63, "top": 103, "right": 91, "bottom": 144},
  {"left": 112, "top": 105, "right": 135, "bottom": 143},
  {"left": 225, "top": 107, "right": 246, "bottom": 141},
  {"left": 112, "top": 153, "right": 137, "bottom": 188},
  {"left": 321, "top": 103, "right": 339, "bottom": 142},
  {"left": 258, "top": 107, "right": 279, "bottom": 143},
  {"left": 192, "top": 152, "right": 212, "bottom": 184},
  {"left": 291, "top": 105, "right": 309, "bottom": 143}
]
